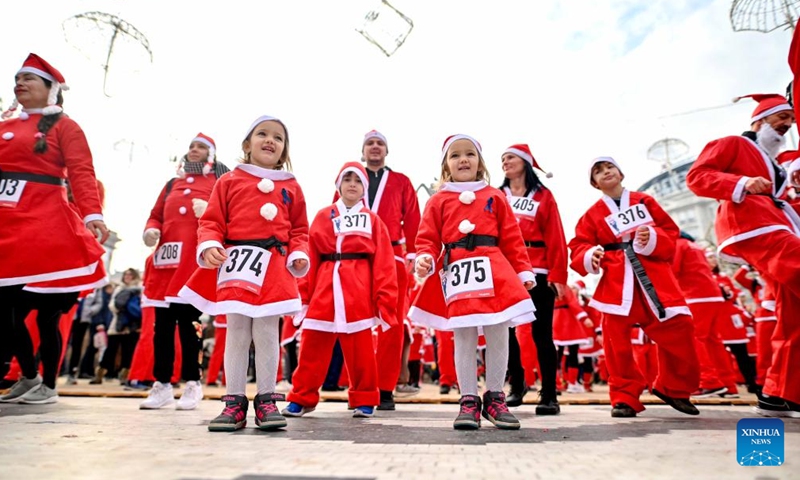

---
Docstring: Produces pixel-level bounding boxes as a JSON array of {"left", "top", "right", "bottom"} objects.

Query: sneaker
[
  {"left": 0, "top": 375, "right": 42, "bottom": 403},
  {"left": 691, "top": 387, "right": 727, "bottom": 399},
  {"left": 208, "top": 394, "right": 248, "bottom": 432},
  {"left": 721, "top": 392, "right": 741, "bottom": 399},
  {"left": 88, "top": 367, "right": 106, "bottom": 385},
  {"left": 611, "top": 403, "right": 637, "bottom": 418},
  {"left": 275, "top": 380, "right": 291, "bottom": 393},
  {"left": 482, "top": 391, "right": 520, "bottom": 430},
  {"left": 353, "top": 406, "right": 374, "bottom": 418},
  {"left": 453, "top": 394, "right": 482, "bottom": 430},
  {"left": 139, "top": 381, "right": 175, "bottom": 410},
  {"left": 254, "top": 392, "right": 287, "bottom": 430},
  {"left": 535, "top": 392, "right": 561, "bottom": 416},
  {"left": 653, "top": 388, "right": 699, "bottom": 416},
  {"left": 754, "top": 392, "right": 800, "bottom": 418},
  {"left": 19, "top": 384, "right": 58, "bottom": 404},
  {"left": 439, "top": 384, "right": 451, "bottom": 395},
  {"left": 566, "top": 383, "right": 584, "bottom": 394},
  {"left": 124, "top": 380, "right": 151, "bottom": 390},
  {"left": 176, "top": 381, "right": 203, "bottom": 410},
  {"left": 506, "top": 388, "right": 527, "bottom": 408},
  {"left": 394, "top": 384, "right": 420, "bottom": 397},
  {"left": 66, "top": 375, "right": 77, "bottom": 386},
  {"left": 377, "top": 390, "right": 395, "bottom": 411},
  {"left": 281, "top": 401, "right": 315, "bottom": 417}
]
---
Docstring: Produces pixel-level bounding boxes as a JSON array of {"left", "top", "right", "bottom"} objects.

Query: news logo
[{"left": 737, "top": 418, "right": 784, "bottom": 466}]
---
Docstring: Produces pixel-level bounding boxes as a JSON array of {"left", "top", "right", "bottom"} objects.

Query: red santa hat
[
  {"left": 732, "top": 93, "right": 793, "bottom": 123},
  {"left": 3, "top": 53, "right": 70, "bottom": 119},
  {"left": 503, "top": 143, "right": 553, "bottom": 178},
  {"left": 192, "top": 132, "right": 216, "bottom": 160},
  {"left": 587, "top": 156, "right": 624, "bottom": 184},
  {"left": 363, "top": 130, "right": 388, "bottom": 152},
  {"left": 335, "top": 161, "right": 369, "bottom": 198},
  {"left": 441, "top": 134, "right": 482, "bottom": 162}
]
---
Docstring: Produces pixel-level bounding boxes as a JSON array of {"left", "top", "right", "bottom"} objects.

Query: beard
[{"left": 756, "top": 122, "right": 787, "bottom": 159}]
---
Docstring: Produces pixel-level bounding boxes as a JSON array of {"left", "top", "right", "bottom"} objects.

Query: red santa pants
[
  {"left": 755, "top": 320, "right": 777, "bottom": 386},
  {"left": 288, "top": 328, "right": 379, "bottom": 408},
  {"left": 375, "top": 259, "right": 407, "bottom": 392},
  {"left": 436, "top": 329, "right": 457, "bottom": 387},
  {"left": 631, "top": 342, "right": 657, "bottom": 391},
  {"left": 515, "top": 323, "right": 539, "bottom": 386},
  {"left": 732, "top": 232, "right": 800, "bottom": 403},
  {"left": 689, "top": 302, "right": 738, "bottom": 391},
  {"left": 206, "top": 327, "right": 226, "bottom": 385},
  {"left": 602, "top": 287, "right": 699, "bottom": 412}
]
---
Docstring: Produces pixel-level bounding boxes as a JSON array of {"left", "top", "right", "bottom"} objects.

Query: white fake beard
[{"left": 756, "top": 123, "right": 787, "bottom": 159}]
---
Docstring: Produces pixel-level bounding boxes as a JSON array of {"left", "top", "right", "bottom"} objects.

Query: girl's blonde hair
[
  {"left": 436, "top": 153, "right": 490, "bottom": 190},
  {"left": 241, "top": 118, "right": 293, "bottom": 171}
]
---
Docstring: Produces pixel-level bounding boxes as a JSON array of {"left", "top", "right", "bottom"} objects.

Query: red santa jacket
[
  {"left": 178, "top": 164, "right": 309, "bottom": 317},
  {"left": 503, "top": 186, "right": 568, "bottom": 284},
  {"left": 297, "top": 199, "right": 398, "bottom": 333},
  {"left": 686, "top": 136, "right": 800, "bottom": 262},
  {"left": 552, "top": 287, "right": 589, "bottom": 345},
  {"left": 671, "top": 238, "right": 725, "bottom": 303},
  {"left": 568, "top": 189, "right": 690, "bottom": 320}
]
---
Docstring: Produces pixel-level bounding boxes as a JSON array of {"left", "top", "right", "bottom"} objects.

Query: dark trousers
[
  {"left": 100, "top": 333, "right": 140, "bottom": 374},
  {"left": 67, "top": 320, "right": 89, "bottom": 375},
  {"left": 323, "top": 340, "right": 344, "bottom": 389},
  {"left": 728, "top": 343, "right": 757, "bottom": 389},
  {"left": 284, "top": 339, "right": 298, "bottom": 383},
  {"left": 529, "top": 274, "right": 558, "bottom": 399},
  {"left": 557, "top": 344, "right": 580, "bottom": 368},
  {"left": 153, "top": 304, "right": 201, "bottom": 383}
]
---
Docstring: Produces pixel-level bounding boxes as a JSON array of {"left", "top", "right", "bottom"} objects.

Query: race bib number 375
[
  {"left": 440, "top": 256, "right": 495, "bottom": 304},
  {"left": 605, "top": 203, "right": 654, "bottom": 237},
  {"left": 153, "top": 242, "right": 183, "bottom": 269},
  {"left": 0, "top": 179, "right": 26, "bottom": 208},
  {"left": 217, "top": 246, "right": 271, "bottom": 294}
]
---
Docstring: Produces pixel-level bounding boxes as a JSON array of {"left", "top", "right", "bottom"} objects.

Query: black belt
[
  {"left": 391, "top": 240, "right": 403, "bottom": 246},
  {"left": 226, "top": 237, "right": 288, "bottom": 256},
  {"left": 554, "top": 305, "right": 568, "bottom": 310},
  {"left": 320, "top": 253, "right": 370, "bottom": 262},
  {"left": 443, "top": 234, "right": 498, "bottom": 271},
  {"left": 525, "top": 240, "right": 545, "bottom": 248},
  {"left": 601, "top": 242, "right": 666, "bottom": 319},
  {"left": 0, "top": 169, "right": 64, "bottom": 186}
]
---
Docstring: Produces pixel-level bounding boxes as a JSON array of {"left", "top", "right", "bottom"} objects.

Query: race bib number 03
[
  {"left": 0, "top": 179, "right": 26, "bottom": 208},
  {"left": 153, "top": 242, "right": 183, "bottom": 269},
  {"left": 440, "top": 256, "right": 495, "bottom": 304},
  {"left": 605, "top": 203, "right": 654, "bottom": 237},
  {"left": 509, "top": 196, "right": 539, "bottom": 220},
  {"left": 217, "top": 246, "right": 271, "bottom": 294},
  {"left": 333, "top": 212, "right": 372, "bottom": 238}
]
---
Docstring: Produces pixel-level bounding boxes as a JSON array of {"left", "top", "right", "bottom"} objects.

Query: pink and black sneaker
[
  {"left": 482, "top": 391, "right": 520, "bottom": 430},
  {"left": 208, "top": 394, "right": 248, "bottom": 432},
  {"left": 254, "top": 392, "right": 287, "bottom": 430},
  {"left": 453, "top": 394, "right": 482, "bottom": 430}
]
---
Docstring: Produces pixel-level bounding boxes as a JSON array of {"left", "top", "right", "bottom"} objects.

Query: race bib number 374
[
  {"left": 605, "top": 203, "right": 654, "bottom": 237},
  {"left": 440, "top": 256, "right": 495, "bottom": 304},
  {"left": 217, "top": 246, "right": 271, "bottom": 294}
]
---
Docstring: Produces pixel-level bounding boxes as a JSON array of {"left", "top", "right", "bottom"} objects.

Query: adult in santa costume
[
  {"left": 0, "top": 53, "right": 108, "bottom": 404},
  {"left": 500, "top": 143, "right": 567, "bottom": 413},
  {"left": 569, "top": 157, "right": 700, "bottom": 418},
  {"left": 284, "top": 162, "right": 397, "bottom": 418},
  {"left": 410, "top": 135, "right": 536, "bottom": 430},
  {"left": 686, "top": 90, "right": 800, "bottom": 416},
  {"left": 179, "top": 115, "right": 309, "bottom": 432},
  {"left": 139, "top": 132, "right": 229, "bottom": 411}
]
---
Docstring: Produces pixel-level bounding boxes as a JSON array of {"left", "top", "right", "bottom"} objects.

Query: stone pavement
[{"left": 1, "top": 397, "right": 798, "bottom": 480}]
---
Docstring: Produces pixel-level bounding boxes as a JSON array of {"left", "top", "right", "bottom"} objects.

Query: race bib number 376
[
  {"left": 440, "top": 256, "right": 495, "bottom": 304},
  {"left": 217, "top": 246, "right": 271, "bottom": 294},
  {"left": 605, "top": 203, "right": 654, "bottom": 237},
  {"left": 0, "top": 179, "right": 26, "bottom": 208}
]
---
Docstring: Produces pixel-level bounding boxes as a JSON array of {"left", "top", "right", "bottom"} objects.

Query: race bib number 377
[
  {"left": 0, "top": 179, "right": 26, "bottom": 208},
  {"left": 440, "top": 256, "right": 495, "bottom": 304},
  {"left": 333, "top": 212, "right": 372, "bottom": 237},
  {"left": 153, "top": 242, "right": 182, "bottom": 269},
  {"left": 605, "top": 203, "right": 654, "bottom": 237},
  {"left": 217, "top": 246, "right": 271, "bottom": 294}
]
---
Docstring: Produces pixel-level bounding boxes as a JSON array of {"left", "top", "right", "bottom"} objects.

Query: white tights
[
  {"left": 453, "top": 323, "right": 509, "bottom": 396},
  {"left": 224, "top": 313, "right": 280, "bottom": 396}
]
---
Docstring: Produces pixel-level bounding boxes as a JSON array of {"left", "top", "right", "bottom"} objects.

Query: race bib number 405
[
  {"left": 333, "top": 212, "right": 372, "bottom": 237},
  {"left": 509, "top": 196, "right": 539, "bottom": 221},
  {"left": 440, "top": 256, "right": 495, "bottom": 304},
  {"left": 605, "top": 203, "right": 654, "bottom": 237},
  {"left": 154, "top": 242, "right": 183, "bottom": 269},
  {"left": 217, "top": 246, "right": 271, "bottom": 294},
  {"left": 0, "top": 179, "right": 26, "bottom": 208}
]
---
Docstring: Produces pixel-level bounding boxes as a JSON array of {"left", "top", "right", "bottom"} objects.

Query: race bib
[
  {"left": 440, "top": 256, "right": 495, "bottom": 304},
  {"left": 217, "top": 246, "right": 271, "bottom": 294},
  {"left": 332, "top": 212, "right": 372, "bottom": 238},
  {"left": 605, "top": 203, "right": 654, "bottom": 237},
  {"left": 153, "top": 242, "right": 183, "bottom": 269},
  {"left": 508, "top": 196, "right": 539, "bottom": 220},
  {"left": 0, "top": 179, "right": 26, "bottom": 208},
  {"left": 731, "top": 313, "right": 744, "bottom": 329}
]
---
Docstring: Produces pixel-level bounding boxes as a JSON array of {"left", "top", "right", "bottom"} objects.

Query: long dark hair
[
  {"left": 500, "top": 160, "right": 545, "bottom": 196},
  {"left": 33, "top": 78, "right": 63, "bottom": 154}
]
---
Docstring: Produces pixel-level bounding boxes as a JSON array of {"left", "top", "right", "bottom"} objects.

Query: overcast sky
[{"left": 1, "top": 0, "right": 795, "bottom": 282}]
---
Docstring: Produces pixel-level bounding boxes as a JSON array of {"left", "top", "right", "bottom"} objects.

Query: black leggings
[
  {"left": 727, "top": 343, "right": 757, "bottom": 389},
  {"left": 530, "top": 275, "right": 558, "bottom": 399},
  {"left": 100, "top": 333, "right": 140, "bottom": 373},
  {"left": 557, "top": 344, "right": 580, "bottom": 369},
  {"left": 283, "top": 339, "right": 298, "bottom": 383},
  {"left": 153, "top": 304, "right": 202, "bottom": 383}
]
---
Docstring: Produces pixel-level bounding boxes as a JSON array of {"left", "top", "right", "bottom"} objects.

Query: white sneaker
[
  {"left": 566, "top": 383, "right": 584, "bottom": 394},
  {"left": 0, "top": 375, "right": 42, "bottom": 403},
  {"left": 139, "top": 381, "right": 175, "bottom": 410},
  {"left": 394, "top": 384, "right": 420, "bottom": 398},
  {"left": 176, "top": 381, "right": 203, "bottom": 410},
  {"left": 275, "top": 380, "right": 291, "bottom": 393},
  {"left": 19, "top": 384, "right": 58, "bottom": 404}
]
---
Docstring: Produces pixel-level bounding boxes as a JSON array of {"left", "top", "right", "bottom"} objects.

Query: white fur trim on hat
[
  {"left": 258, "top": 179, "right": 275, "bottom": 193},
  {"left": 459, "top": 191, "right": 476, "bottom": 204},
  {"left": 245, "top": 115, "right": 282, "bottom": 140},
  {"left": 752, "top": 104, "right": 793, "bottom": 123},
  {"left": 458, "top": 220, "right": 476, "bottom": 234},
  {"left": 505, "top": 147, "right": 533, "bottom": 165},
  {"left": 336, "top": 167, "right": 369, "bottom": 197},
  {"left": 260, "top": 202, "right": 278, "bottom": 221},
  {"left": 588, "top": 156, "right": 623, "bottom": 183},
  {"left": 363, "top": 130, "right": 388, "bottom": 152},
  {"left": 441, "top": 134, "right": 482, "bottom": 162}
]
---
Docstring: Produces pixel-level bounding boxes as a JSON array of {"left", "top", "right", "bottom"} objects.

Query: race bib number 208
[{"left": 440, "top": 256, "right": 495, "bottom": 304}]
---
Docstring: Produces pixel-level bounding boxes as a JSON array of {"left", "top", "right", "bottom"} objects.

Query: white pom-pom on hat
[
  {"left": 458, "top": 220, "right": 476, "bottom": 234},
  {"left": 258, "top": 179, "right": 275, "bottom": 193},
  {"left": 504, "top": 144, "right": 553, "bottom": 178},
  {"left": 459, "top": 191, "right": 476, "bottom": 204},
  {"left": 260, "top": 202, "right": 278, "bottom": 221}
]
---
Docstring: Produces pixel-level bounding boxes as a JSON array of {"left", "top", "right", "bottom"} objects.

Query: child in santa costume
[
  {"left": 734, "top": 265, "right": 775, "bottom": 393},
  {"left": 179, "top": 115, "right": 309, "bottom": 432},
  {"left": 410, "top": 135, "right": 536, "bottom": 430},
  {"left": 552, "top": 287, "right": 590, "bottom": 394},
  {"left": 283, "top": 162, "right": 397, "bottom": 418},
  {"left": 139, "top": 132, "right": 229, "bottom": 411},
  {"left": 500, "top": 143, "right": 567, "bottom": 413},
  {"left": 0, "top": 53, "right": 108, "bottom": 405},
  {"left": 568, "top": 157, "right": 700, "bottom": 418}
]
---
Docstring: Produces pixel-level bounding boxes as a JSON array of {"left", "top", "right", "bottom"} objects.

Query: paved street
[{"left": 1, "top": 397, "right": 798, "bottom": 480}]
